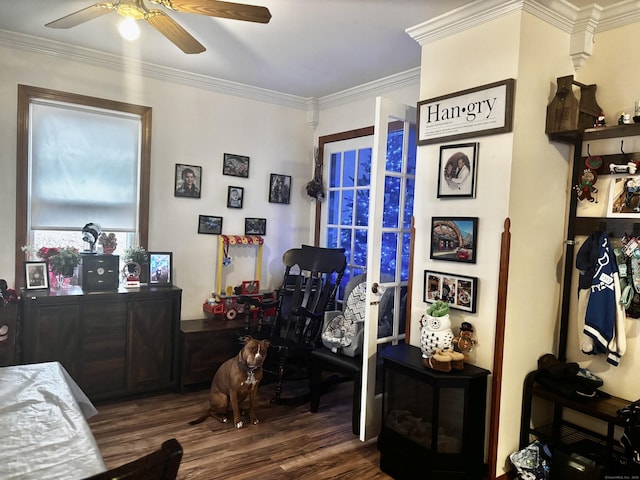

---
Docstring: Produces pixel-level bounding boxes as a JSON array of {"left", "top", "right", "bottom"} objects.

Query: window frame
[{"left": 15, "top": 85, "right": 151, "bottom": 287}]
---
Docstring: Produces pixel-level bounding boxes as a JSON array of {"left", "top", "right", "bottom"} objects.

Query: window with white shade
[{"left": 15, "top": 85, "right": 151, "bottom": 285}]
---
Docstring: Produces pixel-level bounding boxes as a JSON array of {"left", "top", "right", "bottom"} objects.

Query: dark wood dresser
[{"left": 20, "top": 285, "right": 182, "bottom": 402}]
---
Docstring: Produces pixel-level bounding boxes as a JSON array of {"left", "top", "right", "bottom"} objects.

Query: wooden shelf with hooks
[{"left": 583, "top": 122, "right": 640, "bottom": 141}]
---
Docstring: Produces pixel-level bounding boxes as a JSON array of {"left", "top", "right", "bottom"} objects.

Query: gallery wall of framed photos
[
  {"left": 421, "top": 80, "right": 516, "bottom": 317},
  {"left": 180, "top": 153, "right": 293, "bottom": 239}
]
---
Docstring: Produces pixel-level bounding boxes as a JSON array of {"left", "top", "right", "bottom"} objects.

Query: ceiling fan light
[{"left": 118, "top": 17, "right": 140, "bottom": 41}]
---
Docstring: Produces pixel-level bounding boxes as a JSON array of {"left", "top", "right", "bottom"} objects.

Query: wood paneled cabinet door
[
  {"left": 128, "top": 299, "right": 174, "bottom": 391},
  {"left": 79, "top": 301, "right": 128, "bottom": 397},
  {"left": 23, "top": 303, "right": 82, "bottom": 378}
]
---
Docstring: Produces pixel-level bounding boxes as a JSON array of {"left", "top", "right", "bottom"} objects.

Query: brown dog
[{"left": 190, "top": 336, "right": 269, "bottom": 429}]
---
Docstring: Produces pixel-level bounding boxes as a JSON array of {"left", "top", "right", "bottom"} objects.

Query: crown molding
[
  {"left": 0, "top": 29, "right": 308, "bottom": 109},
  {"left": 407, "top": 0, "right": 640, "bottom": 44},
  {"left": 406, "top": 0, "right": 528, "bottom": 45},
  {"left": 318, "top": 68, "right": 421, "bottom": 110},
  {"left": 596, "top": 0, "right": 640, "bottom": 32},
  {"left": 406, "top": 0, "right": 640, "bottom": 71},
  {"left": 0, "top": 28, "right": 420, "bottom": 113}
]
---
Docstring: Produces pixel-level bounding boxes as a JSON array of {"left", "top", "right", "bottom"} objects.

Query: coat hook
[
  {"left": 587, "top": 144, "right": 591, "bottom": 157},
  {"left": 621, "top": 140, "right": 626, "bottom": 156}
]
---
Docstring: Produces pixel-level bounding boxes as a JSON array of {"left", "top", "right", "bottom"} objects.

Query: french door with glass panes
[{"left": 322, "top": 96, "right": 416, "bottom": 440}]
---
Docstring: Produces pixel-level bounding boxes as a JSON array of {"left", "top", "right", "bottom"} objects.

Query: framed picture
[
  {"left": 245, "top": 217, "right": 266, "bottom": 235},
  {"left": 423, "top": 270, "right": 478, "bottom": 313},
  {"left": 430, "top": 216, "right": 478, "bottom": 264},
  {"left": 417, "top": 78, "right": 515, "bottom": 145},
  {"left": 223, "top": 153, "right": 250, "bottom": 178},
  {"left": 227, "top": 186, "right": 244, "bottom": 209},
  {"left": 198, "top": 215, "right": 223, "bottom": 234},
  {"left": 148, "top": 251, "right": 172, "bottom": 286},
  {"left": 269, "top": 173, "right": 292, "bottom": 204},
  {"left": 607, "top": 175, "right": 640, "bottom": 218},
  {"left": 174, "top": 164, "right": 201, "bottom": 198},
  {"left": 437, "top": 143, "right": 478, "bottom": 198},
  {"left": 25, "top": 261, "right": 49, "bottom": 290}
]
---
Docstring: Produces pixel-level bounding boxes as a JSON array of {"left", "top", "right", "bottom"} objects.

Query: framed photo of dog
[{"left": 423, "top": 270, "right": 477, "bottom": 313}]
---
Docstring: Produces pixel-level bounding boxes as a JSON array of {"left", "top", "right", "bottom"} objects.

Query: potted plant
[
  {"left": 419, "top": 300, "right": 452, "bottom": 359},
  {"left": 123, "top": 246, "right": 149, "bottom": 283},
  {"left": 48, "top": 247, "right": 81, "bottom": 276},
  {"left": 123, "top": 245, "right": 148, "bottom": 265},
  {"left": 47, "top": 246, "right": 82, "bottom": 288}
]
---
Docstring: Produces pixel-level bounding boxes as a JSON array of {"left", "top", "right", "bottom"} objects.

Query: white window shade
[{"left": 30, "top": 101, "right": 141, "bottom": 231}]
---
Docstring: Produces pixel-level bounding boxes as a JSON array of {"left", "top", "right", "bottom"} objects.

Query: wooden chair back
[
  {"left": 272, "top": 245, "right": 346, "bottom": 349},
  {"left": 83, "top": 438, "right": 182, "bottom": 480}
]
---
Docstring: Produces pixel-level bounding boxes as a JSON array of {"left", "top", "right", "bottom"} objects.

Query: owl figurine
[{"left": 420, "top": 312, "right": 454, "bottom": 359}]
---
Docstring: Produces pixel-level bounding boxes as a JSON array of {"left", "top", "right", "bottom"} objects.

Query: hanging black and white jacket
[{"left": 576, "top": 231, "right": 627, "bottom": 366}]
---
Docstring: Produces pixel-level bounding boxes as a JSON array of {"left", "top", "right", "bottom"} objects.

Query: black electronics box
[{"left": 82, "top": 255, "right": 120, "bottom": 291}]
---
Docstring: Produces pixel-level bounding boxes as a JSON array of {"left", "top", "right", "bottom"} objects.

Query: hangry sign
[{"left": 417, "top": 79, "right": 515, "bottom": 145}]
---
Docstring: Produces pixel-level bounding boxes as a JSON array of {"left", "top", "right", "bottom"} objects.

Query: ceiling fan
[{"left": 45, "top": 0, "right": 271, "bottom": 54}]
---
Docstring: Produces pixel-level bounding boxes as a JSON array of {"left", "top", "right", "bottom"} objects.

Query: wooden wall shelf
[
  {"left": 550, "top": 122, "right": 640, "bottom": 144},
  {"left": 584, "top": 122, "right": 640, "bottom": 141}
]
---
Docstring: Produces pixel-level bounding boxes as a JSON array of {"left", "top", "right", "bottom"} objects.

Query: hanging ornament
[
  {"left": 305, "top": 147, "right": 325, "bottom": 201},
  {"left": 574, "top": 168, "right": 598, "bottom": 202},
  {"left": 222, "top": 242, "right": 232, "bottom": 267}
]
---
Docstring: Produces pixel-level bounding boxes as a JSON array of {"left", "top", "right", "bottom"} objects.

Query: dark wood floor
[{"left": 88, "top": 380, "right": 392, "bottom": 479}]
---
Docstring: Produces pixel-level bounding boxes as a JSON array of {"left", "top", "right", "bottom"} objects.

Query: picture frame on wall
[
  {"left": 417, "top": 78, "right": 515, "bottom": 145},
  {"left": 198, "top": 215, "right": 222, "bottom": 235},
  {"left": 148, "top": 251, "right": 172, "bottom": 286},
  {"left": 437, "top": 143, "right": 478, "bottom": 198},
  {"left": 423, "top": 270, "right": 478, "bottom": 313},
  {"left": 245, "top": 217, "right": 266, "bottom": 235},
  {"left": 223, "top": 153, "right": 250, "bottom": 178},
  {"left": 269, "top": 173, "right": 292, "bottom": 204},
  {"left": 227, "top": 186, "right": 244, "bottom": 209},
  {"left": 174, "top": 163, "right": 201, "bottom": 198},
  {"left": 430, "top": 216, "right": 478, "bottom": 263},
  {"left": 607, "top": 175, "right": 640, "bottom": 218},
  {"left": 24, "top": 261, "right": 49, "bottom": 290}
]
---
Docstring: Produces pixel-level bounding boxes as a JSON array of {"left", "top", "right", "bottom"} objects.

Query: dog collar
[{"left": 237, "top": 354, "right": 259, "bottom": 385}]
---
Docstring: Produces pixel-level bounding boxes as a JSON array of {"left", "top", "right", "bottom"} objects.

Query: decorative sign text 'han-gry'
[{"left": 417, "top": 79, "right": 515, "bottom": 145}]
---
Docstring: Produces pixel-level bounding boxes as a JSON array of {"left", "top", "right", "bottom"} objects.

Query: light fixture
[{"left": 118, "top": 17, "right": 140, "bottom": 41}]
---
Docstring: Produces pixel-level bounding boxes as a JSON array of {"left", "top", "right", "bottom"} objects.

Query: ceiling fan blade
[
  {"left": 145, "top": 10, "right": 206, "bottom": 54},
  {"left": 46, "top": 3, "right": 115, "bottom": 29},
  {"left": 150, "top": 0, "right": 271, "bottom": 23}
]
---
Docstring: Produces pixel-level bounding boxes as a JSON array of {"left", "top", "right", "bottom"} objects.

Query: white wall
[
  {"left": 411, "top": 9, "right": 576, "bottom": 478},
  {"left": 0, "top": 43, "right": 313, "bottom": 320},
  {"left": 0, "top": 40, "right": 422, "bottom": 321}
]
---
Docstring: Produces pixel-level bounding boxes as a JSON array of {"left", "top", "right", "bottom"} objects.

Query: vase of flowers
[{"left": 47, "top": 247, "right": 82, "bottom": 288}]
